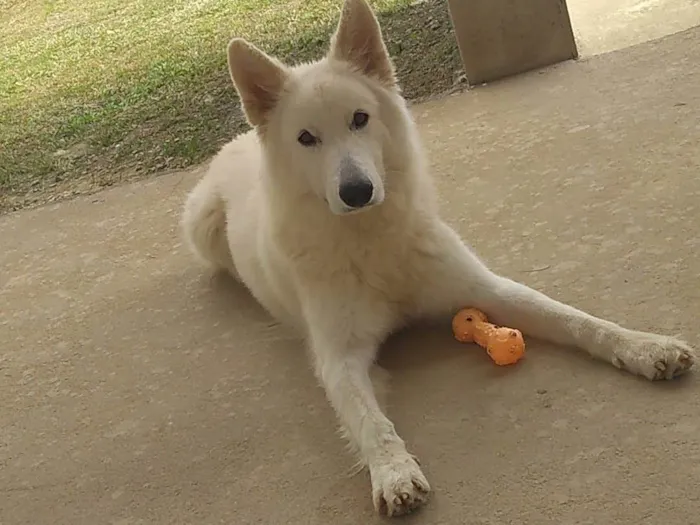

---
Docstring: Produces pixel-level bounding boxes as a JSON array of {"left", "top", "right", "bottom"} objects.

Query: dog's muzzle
[{"left": 338, "top": 157, "right": 374, "bottom": 209}]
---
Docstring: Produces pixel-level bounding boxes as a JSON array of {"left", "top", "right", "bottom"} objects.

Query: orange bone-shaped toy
[{"left": 452, "top": 308, "right": 525, "bottom": 366}]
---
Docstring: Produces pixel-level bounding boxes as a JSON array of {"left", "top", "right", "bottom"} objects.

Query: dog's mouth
[
  {"left": 334, "top": 192, "right": 384, "bottom": 210},
  {"left": 323, "top": 196, "right": 379, "bottom": 216},
  {"left": 340, "top": 204, "right": 376, "bottom": 215}
]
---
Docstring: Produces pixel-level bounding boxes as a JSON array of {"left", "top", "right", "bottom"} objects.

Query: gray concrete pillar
[{"left": 447, "top": 0, "right": 579, "bottom": 86}]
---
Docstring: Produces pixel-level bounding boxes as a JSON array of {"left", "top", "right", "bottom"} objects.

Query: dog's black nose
[{"left": 339, "top": 179, "right": 374, "bottom": 208}]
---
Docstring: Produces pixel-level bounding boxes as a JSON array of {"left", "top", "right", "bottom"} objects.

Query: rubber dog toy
[{"left": 452, "top": 308, "right": 525, "bottom": 366}]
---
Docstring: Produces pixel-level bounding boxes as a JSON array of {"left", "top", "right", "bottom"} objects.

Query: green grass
[{"left": 0, "top": 0, "right": 462, "bottom": 212}]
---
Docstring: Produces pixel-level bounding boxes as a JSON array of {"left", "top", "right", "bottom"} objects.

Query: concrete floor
[
  {"left": 569, "top": 0, "right": 700, "bottom": 55},
  {"left": 2, "top": 25, "right": 700, "bottom": 525}
]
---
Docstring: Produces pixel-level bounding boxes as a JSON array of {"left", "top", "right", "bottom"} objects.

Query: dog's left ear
[{"left": 329, "top": 0, "right": 396, "bottom": 87}]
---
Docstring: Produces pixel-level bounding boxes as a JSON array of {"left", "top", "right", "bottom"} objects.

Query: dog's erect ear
[
  {"left": 227, "top": 38, "right": 289, "bottom": 128},
  {"left": 329, "top": 0, "right": 396, "bottom": 87}
]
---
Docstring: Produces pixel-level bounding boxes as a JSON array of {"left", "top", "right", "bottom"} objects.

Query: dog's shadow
[
  {"left": 203, "top": 270, "right": 691, "bottom": 431},
  {"left": 206, "top": 270, "right": 269, "bottom": 318},
  {"left": 378, "top": 320, "right": 543, "bottom": 386},
  {"left": 381, "top": 321, "right": 503, "bottom": 372},
  {"left": 202, "top": 271, "right": 632, "bottom": 387}
]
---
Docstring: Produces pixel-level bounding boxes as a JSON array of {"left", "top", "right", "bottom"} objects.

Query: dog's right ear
[{"left": 227, "top": 38, "right": 289, "bottom": 128}]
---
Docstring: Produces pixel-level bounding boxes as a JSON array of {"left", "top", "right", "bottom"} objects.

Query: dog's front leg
[
  {"left": 421, "top": 221, "right": 695, "bottom": 380},
  {"left": 305, "top": 313, "right": 430, "bottom": 516}
]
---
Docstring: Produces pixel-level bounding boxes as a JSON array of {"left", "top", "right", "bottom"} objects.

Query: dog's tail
[{"left": 181, "top": 174, "right": 235, "bottom": 274}]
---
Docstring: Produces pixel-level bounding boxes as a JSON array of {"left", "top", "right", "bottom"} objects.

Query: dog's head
[{"left": 227, "top": 0, "right": 404, "bottom": 215}]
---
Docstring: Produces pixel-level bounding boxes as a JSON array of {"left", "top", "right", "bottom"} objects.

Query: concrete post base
[{"left": 447, "top": 0, "right": 579, "bottom": 86}]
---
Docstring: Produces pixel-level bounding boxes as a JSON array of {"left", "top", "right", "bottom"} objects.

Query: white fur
[{"left": 181, "top": 0, "right": 695, "bottom": 516}]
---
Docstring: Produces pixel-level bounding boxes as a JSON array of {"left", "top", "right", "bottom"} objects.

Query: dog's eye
[
  {"left": 352, "top": 111, "right": 369, "bottom": 130},
  {"left": 297, "top": 130, "right": 318, "bottom": 147}
]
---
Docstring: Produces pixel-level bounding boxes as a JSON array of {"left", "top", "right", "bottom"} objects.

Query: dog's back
[{"left": 182, "top": 130, "right": 261, "bottom": 274}]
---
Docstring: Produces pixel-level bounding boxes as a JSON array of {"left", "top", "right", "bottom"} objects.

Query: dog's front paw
[
  {"left": 612, "top": 332, "right": 695, "bottom": 380},
  {"left": 369, "top": 453, "right": 430, "bottom": 517}
]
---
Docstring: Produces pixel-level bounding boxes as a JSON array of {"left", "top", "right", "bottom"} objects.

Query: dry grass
[{"left": 0, "top": 0, "right": 463, "bottom": 212}]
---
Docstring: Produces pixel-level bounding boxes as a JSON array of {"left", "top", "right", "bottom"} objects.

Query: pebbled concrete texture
[{"left": 2, "top": 27, "right": 700, "bottom": 525}]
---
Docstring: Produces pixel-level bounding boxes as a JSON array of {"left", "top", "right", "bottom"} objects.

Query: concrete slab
[
  {"left": 568, "top": 0, "right": 700, "bottom": 55},
  {"left": 447, "top": 0, "right": 578, "bottom": 85},
  {"left": 2, "top": 27, "right": 700, "bottom": 525}
]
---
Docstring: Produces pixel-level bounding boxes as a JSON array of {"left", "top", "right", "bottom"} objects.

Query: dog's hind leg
[
  {"left": 181, "top": 175, "right": 237, "bottom": 277},
  {"left": 419, "top": 221, "right": 695, "bottom": 380}
]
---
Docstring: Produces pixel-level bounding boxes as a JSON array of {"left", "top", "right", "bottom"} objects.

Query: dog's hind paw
[{"left": 369, "top": 453, "right": 430, "bottom": 517}]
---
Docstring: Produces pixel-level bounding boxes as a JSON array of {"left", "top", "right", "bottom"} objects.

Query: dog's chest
[{"left": 289, "top": 228, "right": 427, "bottom": 309}]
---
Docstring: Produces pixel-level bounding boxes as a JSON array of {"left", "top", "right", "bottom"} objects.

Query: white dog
[{"left": 181, "top": 0, "right": 695, "bottom": 516}]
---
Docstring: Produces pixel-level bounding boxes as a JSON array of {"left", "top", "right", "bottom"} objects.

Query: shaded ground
[{"left": 0, "top": 0, "right": 463, "bottom": 213}]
